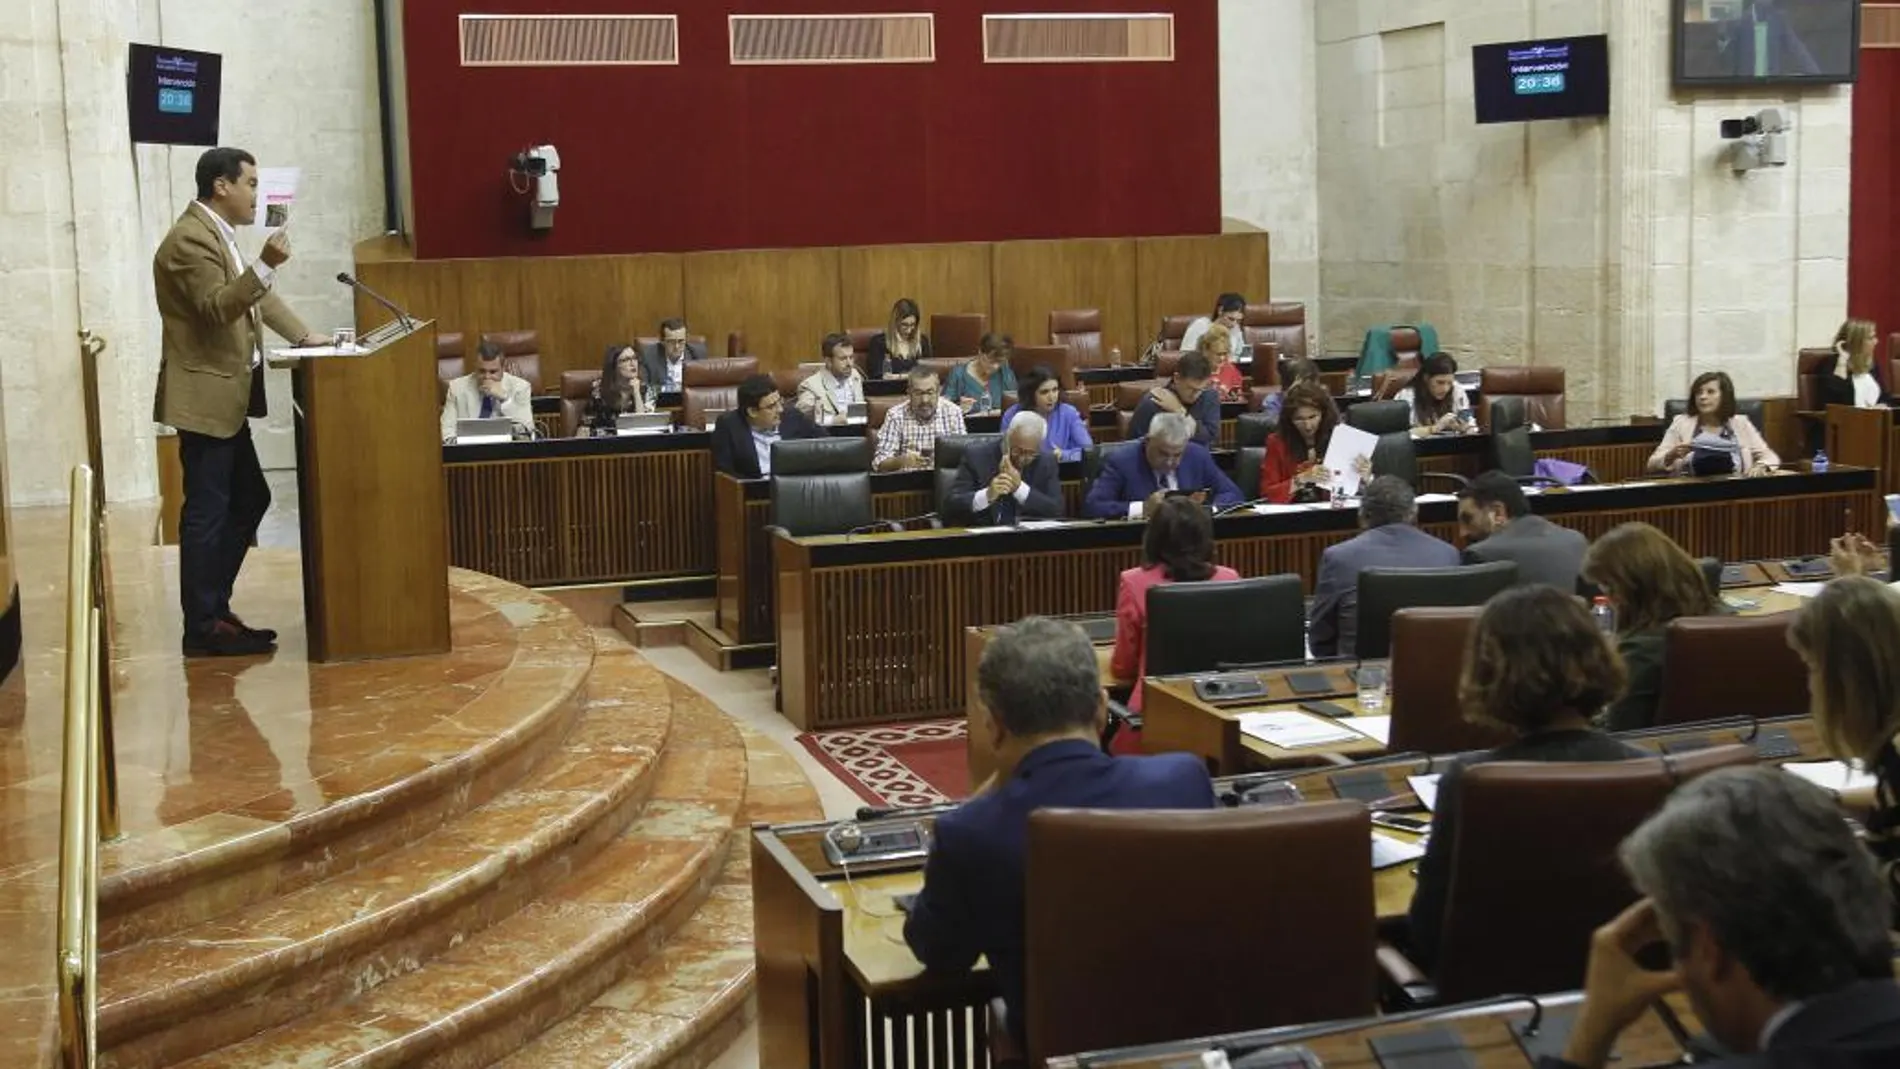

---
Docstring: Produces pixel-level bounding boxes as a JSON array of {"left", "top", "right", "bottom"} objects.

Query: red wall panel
[
  {"left": 402, "top": 0, "right": 1221, "bottom": 260},
  {"left": 1849, "top": 48, "right": 1900, "bottom": 377}
]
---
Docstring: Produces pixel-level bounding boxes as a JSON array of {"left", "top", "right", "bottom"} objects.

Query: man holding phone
[
  {"left": 1082, "top": 413, "right": 1242, "bottom": 519},
  {"left": 154, "top": 147, "right": 327, "bottom": 657}
]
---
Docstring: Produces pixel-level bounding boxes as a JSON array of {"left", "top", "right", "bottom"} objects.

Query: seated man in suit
[
  {"left": 638, "top": 316, "right": 707, "bottom": 393},
  {"left": 1547, "top": 767, "right": 1900, "bottom": 1069},
  {"left": 710, "top": 374, "right": 824, "bottom": 478},
  {"left": 1082, "top": 412, "right": 1243, "bottom": 519},
  {"left": 795, "top": 331, "right": 867, "bottom": 425},
  {"left": 904, "top": 616, "right": 1215, "bottom": 1054},
  {"left": 1309, "top": 475, "right": 1459, "bottom": 657},
  {"left": 1457, "top": 470, "right": 1588, "bottom": 590},
  {"left": 944, "top": 410, "right": 1063, "bottom": 526},
  {"left": 1128, "top": 350, "right": 1221, "bottom": 446},
  {"left": 439, "top": 339, "right": 534, "bottom": 443}
]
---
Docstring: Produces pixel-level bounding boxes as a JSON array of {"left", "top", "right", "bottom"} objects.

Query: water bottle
[
  {"left": 1591, "top": 596, "right": 1616, "bottom": 635},
  {"left": 1812, "top": 449, "right": 1829, "bottom": 473}
]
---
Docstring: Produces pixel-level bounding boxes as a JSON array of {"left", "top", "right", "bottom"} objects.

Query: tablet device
[
  {"left": 1299, "top": 700, "right": 1354, "bottom": 719},
  {"left": 1285, "top": 670, "right": 1334, "bottom": 696}
]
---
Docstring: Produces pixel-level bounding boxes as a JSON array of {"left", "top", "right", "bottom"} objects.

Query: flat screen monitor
[
  {"left": 1472, "top": 35, "right": 1611, "bottom": 125},
  {"left": 1673, "top": 0, "right": 1859, "bottom": 85},
  {"left": 127, "top": 44, "right": 222, "bottom": 145}
]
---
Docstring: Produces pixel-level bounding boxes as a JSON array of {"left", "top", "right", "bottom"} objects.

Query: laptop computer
[
  {"left": 454, "top": 417, "right": 514, "bottom": 445},
  {"left": 616, "top": 412, "right": 672, "bottom": 435},
  {"left": 845, "top": 401, "right": 869, "bottom": 423}
]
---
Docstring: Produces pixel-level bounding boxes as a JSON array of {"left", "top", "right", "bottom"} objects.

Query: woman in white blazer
[{"left": 1647, "top": 370, "right": 1779, "bottom": 477}]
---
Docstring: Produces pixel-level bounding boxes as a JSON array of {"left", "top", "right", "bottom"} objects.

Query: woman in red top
[
  {"left": 1259, "top": 381, "right": 1342, "bottom": 503},
  {"left": 1197, "top": 322, "right": 1247, "bottom": 402},
  {"left": 1110, "top": 498, "right": 1241, "bottom": 714}
]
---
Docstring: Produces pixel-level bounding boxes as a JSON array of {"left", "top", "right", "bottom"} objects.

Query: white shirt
[
  {"left": 969, "top": 480, "right": 1033, "bottom": 514},
  {"left": 1854, "top": 371, "right": 1881, "bottom": 408},
  {"left": 1126, "top": 468, "right": 1179, "bottom": 519},
  {"left": 195, "top": 201, "right": 274, "bottom": 367},
  {"left": 752, "top": 427, "right": 780, "bottom": 475},
  {"left": 665, "top": 356, "right": 687, "bottom": 390},
  {"left": 1179, "top": 316, "right": 1215, "bottom": 355}
]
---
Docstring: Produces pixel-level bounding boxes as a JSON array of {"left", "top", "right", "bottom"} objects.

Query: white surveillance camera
[
  {"left": 1754, "top": 107, "right": 1788, "bottom": 134},
  {"left": 509, "top": 144, "right": 562, "bottom": 230}
]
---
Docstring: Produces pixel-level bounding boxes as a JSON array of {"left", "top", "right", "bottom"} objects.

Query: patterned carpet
[{"left": 795, "top": 719, "right": 971, "bottom": 807}]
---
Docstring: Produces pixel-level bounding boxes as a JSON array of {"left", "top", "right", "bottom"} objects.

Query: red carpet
[{"left": 796, "top": 719, "right": 971, "bottom": 808}]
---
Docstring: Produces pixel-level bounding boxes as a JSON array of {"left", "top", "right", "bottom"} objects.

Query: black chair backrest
[
  {"left": 1488, "top": 396, "right": 1528, "bottom": 434},
  {"left": 1354, "top": 561, "right": 1519, "bottom": 659},
  {"left": 771, "top": 471, "right": 875, "bottom": 537},
  {"left": 1346, "top": 400, "right": 1411, "bottom": 436},
  {"left": 1235, "top": 411, "right": 1275, "bottom": 448},
  {"left": 1489, "top": 424, "right": 1535, "bottom": 478},
  {"left": 1146, "top": 575, "right": 1307, "bottom": 677},
  {"left": 1082, "top": 440, "right": 1142, "bottom": 495},
  {"left": 773, "top": 436, "right": 870, "bottom": 476},
  {"left": 934, "top": 433, "right": 1001, "bottom": 517},
  {"left": 1662, "top": 398, "right": 1765, "bottom": 428},
  {"left": 1369, "top": 431, "right": 1418, "bottom": 488},
  {"left": 1234, "top": 447, "right": 1266, "bottom": 504}
]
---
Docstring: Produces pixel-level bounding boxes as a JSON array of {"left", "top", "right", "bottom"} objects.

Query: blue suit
[
  {"left": 1082, "top": 440, "right": 1243, "bottom": 518},
  {"left": 903, "top": 740, "right": 1214, "bottom": 1046},
  {"left": 1309, "top": 523, "right": 1460, "bottom": 657}
]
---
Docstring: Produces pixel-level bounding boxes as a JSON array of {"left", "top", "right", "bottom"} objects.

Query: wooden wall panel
[
  {"left": 355, "top": 258, "right": 524, "bottom": 352},
  {"left": 990, "top": 238, "right": 1139, "bottom": 360},
  {"left": 684, "top": 247, "right": 843, "bottom": 372},
  {"left": 1134, "top": 233, "right": 1272, "bottom": 340},
  {"left": 517, "top": 253, "right": 685, "bottom": 382},
  {"left": 837, "top": 243, "right": 993, "bottom": 335}
]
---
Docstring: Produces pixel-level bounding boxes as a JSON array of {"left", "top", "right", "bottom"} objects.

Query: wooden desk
[{"left": 777, "top": 468, "right": 1877, "bottom": 730}]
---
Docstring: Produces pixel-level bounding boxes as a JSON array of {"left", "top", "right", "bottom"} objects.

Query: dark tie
[
  {"left": 480, "top": 395, "right": 495, "bottom": 419},
  {"left": 996, "top": 493, "right": 1017, "bottom": 526}
]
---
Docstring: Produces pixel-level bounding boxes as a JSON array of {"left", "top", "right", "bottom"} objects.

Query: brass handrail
[
  {"left": 75, "top": 330, "right": 119, "bottom": 840},
  {"left": 57, "top": 465, "right": 101, "bottom": 1068}
]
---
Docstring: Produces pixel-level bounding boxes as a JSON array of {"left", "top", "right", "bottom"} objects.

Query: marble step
[
  {"left": 166, "top": 679, "right": 751, "bottom": 1069},
  {"left": 101, "top": 573, "right": 600, "bottom": 951},
  {"left": 99, "top": 642, "right": 673, "bottom": 1069}
]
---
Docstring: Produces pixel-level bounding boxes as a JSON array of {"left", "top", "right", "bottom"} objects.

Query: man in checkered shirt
[{"left": 874, "top": 366, "right": 968, "bottom": 471}]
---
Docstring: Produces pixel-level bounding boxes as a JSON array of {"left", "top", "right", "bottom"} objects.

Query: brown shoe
[
  {"left": 184, "top": 619, "right": 276, "bottom": 657},
  {"left": 221, "top": 612, "right": 278, "bottom": 644}
]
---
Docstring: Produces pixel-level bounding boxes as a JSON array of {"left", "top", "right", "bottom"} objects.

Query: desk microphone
[{"left": 336, "top": 272, "right": 417, "bottom": 330}]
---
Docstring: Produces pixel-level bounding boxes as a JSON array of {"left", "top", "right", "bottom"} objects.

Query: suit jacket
[
  {"left": 943, "top": 440, "right": 1063, "bottom": 526},
  {"left": 1820, "top": 354, "right": 1890, "bottom": 410},
  {"left": 1599, "top": 627, "right": 1666, "bottom": 733},
  {"left": 439, "top": 373, "right": 535, "bottom": 441},
  {"left": 152, "top": 204, "right": 311, "bottom": 437},
  {"left": 638, "top": 340, "right": 709, "bottom": 392},
  {"left": 1463, "top": 514, "right": 1588, "bottom": 592},
  {"left": 903, "top": 740, "right": 1216, "bottom": 1047},
  {"left": 795, "top": 368, "right": 867, "bottom": 422},
  {"left": 1082, "top": 441, "right": 1243, "bottom": 518},
  {"left": 1309, "top": 524, "right": 1461, "bottom": 657},
  {"left": 709, "top": 407, "right": 825, "bottom": 478},
  {"left": 1538, "top": 981, "right": 1900, "bottom": 1069}
]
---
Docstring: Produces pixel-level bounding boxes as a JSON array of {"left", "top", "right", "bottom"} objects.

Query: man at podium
[{"left": 153, "top": 146, "right": 327, "bottom": 657}]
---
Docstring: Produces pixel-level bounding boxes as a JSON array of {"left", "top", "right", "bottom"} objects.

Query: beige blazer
[
  {"left": 152, "top": 205, "right": 310, "bottom": 438},
  {"left": 795, "top": 368, "right": 866, "bottom": 421},
  {"left": 440, "top": 372, "right": 534, "bottom": 441},
  {"left": 1647, "top": 413, "right": 1780, "bottom": 474}
]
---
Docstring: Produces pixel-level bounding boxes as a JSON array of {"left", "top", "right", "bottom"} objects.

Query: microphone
[{"left": 335, "top": 272, "right": 416, "bottom": 331}]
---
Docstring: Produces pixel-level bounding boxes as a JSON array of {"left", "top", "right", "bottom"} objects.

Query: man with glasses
[
  {"left": 1128, "top": 350, "right": 1221, "bottom": 446},
  {"left": 943, "top": 411, "right": 1063, "bottom": 526},
  {"left": 1083, "top": 412, "right": 1241, "bottom": 519},
  {"left": 711, "top": 374, "right": 824, "bottom": 478},
  {"left": 875, "top": 367, "right": 966, "bottom": 472},
  {"left": 638, "top": 317, "right": 707, "bottom": 393}
]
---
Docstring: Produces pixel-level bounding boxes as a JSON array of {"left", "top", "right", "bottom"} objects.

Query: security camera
[
  {"left": 1723, "top": 110, "right": 1789, "bottom": 174},
  {"left": 508, "top": 144, "right": 562, "bottom": 231}
]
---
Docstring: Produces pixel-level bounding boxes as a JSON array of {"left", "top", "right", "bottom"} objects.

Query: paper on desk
[
  {"left": 1773, "top": 582, "right": 1828, "bottom": 598},
  {"left": 1372, "top": 832, "right": 1426, "bottom": 870},
  {"left": 1783, "top": 760, "right": 1878, "bottom": 793},
  {"left": 1414, "top": 493, "right": 1458, "bottom": 504},
  {"left": 1322, "top": 423, "right": 1379, "bottom": 497},
  {"left": 1016, "top": 520, "right": 1074, "bottom": 530},
  {"left": 1238, "top": 711, "right": 1362, "bottom": 750},
  {"left": 1347, "top": 715, "right": 1392, "bottom": 745},
  {"left": 1249, "top": 503, "right": 1323, "bottom": 515},
  {"left": 1408, "top": 773, "right": 1442, "bottom": 812},
  {"left": 964, "top": 526, "right": 1014, "bottom": 535}
]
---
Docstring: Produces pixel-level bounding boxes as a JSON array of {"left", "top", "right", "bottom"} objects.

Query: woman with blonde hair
[
  {"left": 1580, "top": 522, "right": 1719, "bottom": 730},
  {"left": 1194, "top": 321, "right": 1247, "bottom": 401},
  {"left": 867, "top": 297, "right": 933, "bottom": 379},
  {"left": 1820, "top": 318, "right": 1888, "bottom": 409}
]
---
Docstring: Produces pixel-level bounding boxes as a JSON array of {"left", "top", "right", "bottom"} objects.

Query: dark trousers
[{"left": 177, "top": 425, "right": 270, "bottom": 636}]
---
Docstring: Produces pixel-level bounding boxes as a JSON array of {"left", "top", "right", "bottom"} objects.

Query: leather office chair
[
  {"left": 1050, "top": 309, "right": 1105, "bottom": 369},
  {"left": 436, "top": 332, "right": 467, "bottom": 383},
  {"left": 682, "top": 356, "right": 759, "bottom": 388},
  {"left": 1663, "top": 396, "right": 1766, "bottom": 428},
  {"left": 1414, "top": 745, "right": 1756, "bottom": 1004},
  {"left": 867, "top": 396, "right": 903, "bottom": 431},
  {"left": 931, "top": 312, "right": 987, "bottom": 361},
  {"left": 847, "top": 326, "right": 882, "bottom": 362},
  {"left": 1234, "top": 447, "right": 1266, "bottom": 503},
  {"left": 1480, "top": 397, "right": 1555, "bottom": 485},
  {"left": 1020, "top": 804, "right": 1375, "bottom": 1066},
  {"left": 771, "top": 367, "right": 805, "bottom": 400},
  {"left": 916, "top": 356, "right": 964, "bottom": 383},
  {"left": 1389, "top": 327, "right": 1424, "bottom": 366},
  {"left": 1345, "top": 400, "right": 1411, "bottom": 436},
  {"left": 1370, "top": 432, "right": 1419, "bottom": 488},
  {"left": 933, "top": 433, "right": 1001, "bottom": 521},
  {"left": 1234, "top": 412, "right": 1274, "bottom": 449},
  {"left": 1242, "top": 301, "right": 1307, "bottom": 363},
  {"left": 1157, "top": 314, "right": 1196, "bottom": 358},
  {"left": 767, "top": 438, "right": 880, "bottom": 537},
  {"left": 1147, "top": 575, "right": 1306, "bottom": 675},
  {"left": 1796, "top": 348, "right": 1836, "bottom": 411},
  {"left": 1081, "top": 441, "right": 1141, "bottom": 498},
  {"left": 1114, "top": 380, "right": 1162, "bottom": 439},
  {"left": 726, "top": 331, "right": 747, "bottom": 360},
  {"left": 1354, "top": 561, "right": 1518, "bottom": 659},
  {"left": 1011, "top": 344, "right": 1077, "bottom": 389},
  {"left": 559, "top": 369, "right": 601, "bottom": 437},
  {"left": 1387, "top": 607, "right": 1512, "bottom": 755},
  {"left": 1152, "top": 352, "right": 1183, "bottom": 381},
  {"left": 683, "top": 386, "right": 739, "bottom": 431},
  {"left": 1478, "top": 366, "right": 1567, "bottom": 430},
  {"left": 1654, "top": 614, "right": 1809, "bottom": 726},
  {"left": 1248, "top": 342, "right": 1282, "bottom": 387},
  {"left": 479, "top": 330, "right": 543, "bottom": 393}
]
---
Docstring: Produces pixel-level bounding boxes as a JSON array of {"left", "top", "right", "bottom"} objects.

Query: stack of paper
[
  {"left": 1783, "top": 760, "right": 1878, "bottom": 793},
  {"left": 1772, "top": 582, "right": 1828, "bottom": 599},
  {"left": 1237, "top": 711, "right": 1362, "bottom": 749},
  {"left": 1372, "top": 833, "right": 1426, "bottom": 870},
  {"left": 1347, "top": 715, "right": 1392, "bottom": 745},
  {"left": 1407, "top": 773, "right": 1442, "bottom": 811}
]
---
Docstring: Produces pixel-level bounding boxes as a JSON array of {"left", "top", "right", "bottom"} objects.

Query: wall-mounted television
[
  {"left": 1673, "top": 0, "right": 1860, "bottom": 86},
  {"left": 1472, "top": 35, "right": 1611, "bottom": 125},
  {"left": 127, "top": 44, "right": 222, "bottom": 145}
]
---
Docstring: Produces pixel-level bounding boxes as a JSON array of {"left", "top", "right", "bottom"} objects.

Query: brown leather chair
[
  {"left": 1388, "top": 608, "right": 1512, "bottom": 755},
  {"left": 479, "top": 330, "right": 543, "bottom": 392},
  {"left": 931, "top": 312, "right": 987, "bottom": 361},
  {"left": 867, "top": 395, "right": 904, "bottom": 431},
  {"left": 726, "top": 330, "right": 747, "bottom": 360},
  {"left": 844, "top": 327, "right": 881, "bottom": 376},
  {"left": 1478, "top": 366, "right": 1567, "bottom": 431},
  {"left": 771, "top": 367, "right": 806, "bottom": 400},
  {"left": 1114, "top": 380, "right": 1161, "bottom": 439},
  {"left": 1419, "top": 745, "right": 1756, "bottom": 1003},
  {"left": 1152, "top": 351, "right": 1183, "bottom": 381},
  {"left": 1050, "top": 308, "right": 1105, "bottom": 369},
  {"left": 436, "top": 332, "right": 467, "bottom": 384},
  {"left": 559, "top": 369, "right": 601, "bottom": 437},
  {"left": 1020, "top": 803, "right": 1376, "bottom": 1065},
  {"left": 1243, "top": 302, "right": 1307, "bottom": 362},
  {"left": 635, "top": 333, "right": 712, "bottom": 357},
  {"left": 1796, "top": 347, "right": 1836, "bottom": 411},
  {"left": 1654, "top": 613, "right": 1810, "bottom": 726},
  {"left": 1158, "top": 314, "right": 1197, "bottom": 356},
  {"left": 1389, "top": 327, "right": 1424, "bottom": 366},
  {"left": 1372, "top": 367, "right": 1419, "bottom": 402},
  {"left": 1248, "top": 341, "right": 1282, "bottom": 387},
  {"left": 1013, "top": 344, "right": 1077, "bottom": 389},
  {"left": 683, "top": 386, "right": 738, "bottom": 431},
  {"left": 916, "top": 356, "right": 964, "bottom": 383},
  {"left": 682, "top": 356, "right": 759, "bottom": 388}
]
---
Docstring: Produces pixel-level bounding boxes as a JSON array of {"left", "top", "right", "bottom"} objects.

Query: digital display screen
[
  {"left": 128, "top": 44, "right": 222, "bottom": 146},
  {"left": 1472, "top": 34, "right": 1610, "bottom": 125},
  {"left": 1674, "top": 0, "right": 1860, "bottom": 86}
]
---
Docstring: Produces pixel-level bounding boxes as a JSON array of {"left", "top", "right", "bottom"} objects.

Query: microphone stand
[{"left": 336, "top": 272, "right": 417, "bottom": 334}]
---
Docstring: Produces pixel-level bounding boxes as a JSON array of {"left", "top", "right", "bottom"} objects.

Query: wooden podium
[{"left": 280, "top": 320, "right": 450, "bottom": 662}]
